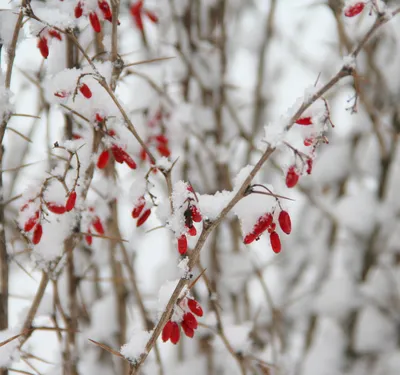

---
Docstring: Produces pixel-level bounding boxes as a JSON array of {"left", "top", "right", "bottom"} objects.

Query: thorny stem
[{"left": 129, "top": 8, "right": 400, "bottom": 373}]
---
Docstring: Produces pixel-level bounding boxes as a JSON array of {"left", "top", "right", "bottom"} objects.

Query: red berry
[
  {"left": 74, "top": 2, "right": 83, "bottom": 18},
  {"left": 344, "top": 2, "right": 365, "bottom": 17},
  {"left": 306, "top": 159, "right": 313, "bottom": 175},
  {"left": 72, "top": 133, "right": 82, "bottom": 139},
  {"left": 170, "top": 322, "right": 180, "bottom": 344},
  {"left": 304, "top": 137, "right": 314, "bottom": 146},
  {"left": 187, "top": 298, "right": 203, "bottom": 317},
  {"left": 181, "top": 320, "right": 194, "bottom": 338},
  {"left": 286, "top": 166, "right": 299, "bottom": 188},
  {"left": 32, "top": 223, "right": 43, "bottom": 245},
  {"left": 48, "top": 29, "right": 62, "bottom": 41},
  {"left": 37, "top": 37, "right": 49, "bottom": 59},
  {"left": 24, "top": 211, "right": 40, "bottom": 232},
  {"left": 89, "top": 12, "right": 102, "bottom": 33},
  {"left": 95, "top": 113, "right": 104, "bottom": 122},
  {"left": 140, "top": 148, "right": 147, "bottom": 161},
  {"left": 54, "top": 90, "right": 68, "bottom": 98},
  {"left": 79, "top": 83, "right": 92, "bottom": 99},
  {"left": 92, "top": 216, "right": 105, "bottom": 234},
  {"left": 267, "top": 222, "right": 276, "bottom": 234},
  {"left": 187, "top": 225, "right": 196, "bottom": 237},
  {"left": 253, "top": 213, "right": 273, "bottom": 237},
  {"left": 132, "top": 200, "right": 145, "bottom": 219},
  {"left": 108, "top": 129, "right": 116, "bottom": 137},
  {"left": 97, "top": 150, "right": 110, "bottom": 169},
  {"left": 144, "top": 9, "right": 158, "bottom": 23},
  {"left": 155, "top": 135, "right": 168, "bottom": 144},
  {"left": 47, "top": 202, "right": 66, "bottom": 215},
  {"left": 183, "top": 312, "right": 198, "bottom": 330},
  {"left": 157, "top": 144, "right": 171, "bottom": 157},
  {"left": 98, "top": 0, "right": 112, "bottom": 22},
  {"left": 65, "top": 191, "right": 77, "bottom": 212},
  {"left": 190, "top": 206, "right": 202, "bottom": 222},
  {"left": 278, "top": 210, "right": 291, "bottom": 235},
  {"left": 111, "top": 144, "right": 125, "bottom": 163},
  {"left": 270, "top": 231, "right": 281, "bottom": 254},
  {"left": 243, "top": 232, "right": 256, "bottom": 245},
  {"left": 122, "top": 153, "right": 137, "bottom": 169},
  {"left": 130, "top": 1, "right": 144, "bottom": 30},
  {"left": 85, "top": 230, "right": 93, "bottom": 246},
  {"left": 162, "top": 320, "right": 173, "bottom": 342},
  {"left": 296, "top": 117, "right": 312, "bottom": 125},
  {"left": 136, "top": 209, "right": 151, "bottom": 227},
  {"left": 177, "top": 235, "right": 187, "bottom": 255}
]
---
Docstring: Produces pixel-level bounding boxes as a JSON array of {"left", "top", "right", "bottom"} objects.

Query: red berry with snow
[
  {"left": 97, "top": 150, "right": 110, "bottom": 169},
  {"left": 296, "top": 117, "right": 312, "bottom": 125},
  {"left": 32, "top": 223, "right": 43, "bottom": 245},
  {"left": 187, "top": 298, "right": 203, "bottom": 317},
  {"left": 47, "top": 202, "right": 66, "bottom": 215},
  {"left": 136, "top": 209, "right": 151, "bottom": 227},
  {"left": 344, "top": 2, "right": 365, "bottom": 17},
  {"left": 79, "top": 84, "right": 92, "bottom": 99},
  {"left": 37, "top": 37, "right": 49, "bottom": 59},
  {"left": 89, "top": 12, "right": 102, "bottom": 33},
  {"left": 92, "top": 216, "right": 105, "bottom": 234}
]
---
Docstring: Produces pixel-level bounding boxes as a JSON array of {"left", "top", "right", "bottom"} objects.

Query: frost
[
  {"left": 177, "top": 256, "right": 190, "bottom": 277},
  {"left": 263, "top": 119, "right": 286, "bottom": 148},
  {"left": 120, "top": 329, "right": 151, "bottom": 363},
  {"left": 0, "top": 10, "right": 19, "bottom": 46},
  {"left": 197, "top": 190, "right": 233, "bottom": 221},
  {"left": 343, "top": 54, "right": 356, "bottom": 69},
  {"left": 155, "top": 156, "right": 172, "bottom": 171}
]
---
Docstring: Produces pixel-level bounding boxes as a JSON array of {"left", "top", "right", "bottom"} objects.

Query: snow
[
  {"left": 120, "top": 329, "right": 151, "bottom": 363},
  {"left": 0, "top": 329, "right": 21, "bottom": 367}
]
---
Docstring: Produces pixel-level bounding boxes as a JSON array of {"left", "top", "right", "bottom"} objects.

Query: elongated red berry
[
  {"left": 304, "top": 137, "right": 314, "bottom": 146},
  {"left": 286, "top": 166, "right": 299, "bottom": 188},
  {"left": 97, "top": 150, "right": 110, "bottom": 169},
  {"left": 191, "top": 206, "right": 202, "bottom": 222},
  {"left": 187, "top": 225, "right": 196, "bottom": 237},
  {"left": 296, "top": 117, "right": 312, "bottom": 125},
  {"left": 95, "top": 113, "right": 104, "bottom": 122},
  {"left": 132, "top": 200, "right": 145, "bottom": 219},
  {"left": 170, "top": 322, "right": 180, "bottom": 344},
  {"left": 48, "top": 29, "right": 62, "bottom": 41},
  {"left": 89, "top": 12, "right": 102, "bottom": 33},
  {"left": 130, "top": 1, "right": 144, "bottom": 30},
  {"left": 24, "top": 211, "right": 40, "bottom": 232},
  {"left": 79, "top": 83, "right": 92, "bottom": 99},
  {"left": 253, "top": 213, "right": 273, "bottom": 237},
  {"left": 54, "top": 90, "right": 68, "bottom": 98},
  {"left": 140, "top": 148, "right": 147, "bottom": 161},
  {"left": 111, "top": 144, "right": 125, "bottom": 163},
  {"left": 47, "top": 202, "right": 66, "bottom": 214},
  {"left": 32, "top": 223, "right": 43, "bottom": 245},
  {"left": 92, "top": 216, "right": 105, "bottom": 234},
  {"left": 278, "top": 211, "right": 291, "bottom": 235},
  {"left": 155, "top": 134, "right": 168, "bottom": 144},
  {"left": 270, "top": 231, "right": 281, "bottom": 254},
  {"left": 137, "top": 209, "right": 151, "bottom": 227},
  {"left": 85, "top": 230, "right": 93, "bottom": 245},
  {"left": 144, "top": 9, "right": 158, "bottom": 23},
  {"left": 187, "top": 298, "right": 203, "bottom": 317},
  {"left": 181, "top": 321, "right": 194, "bottom": 338},
  {"left": 98, "top": 0, "right": 112, "bottom": 22},
  {"left": 157, "top": 144, "right": 171, "bottom": 157},
  {"left": 183, "top": 312, "right": 198, "bottom": 330},
  {"left": 162, "top": 320, "right": 173, "bottom": 342},
  {"left": 306, "top": 159, "right": 313, "bottom": 175},
  {"left": 122, "top": 153, "right": 137, "bottom": 169},
  {"left": 344, "top": 2, "right": 365, "bottom": 17},
  {"left": 65, "top": 191, "right": 77, "bottom": 212},
  {"left": 177, "top": 235, "right": 187, "bottom": 255},
  {"left": 243, "top": 232, "right": 256, "bottom": 244},
  {"left": 37, "top": 37, "right": 49, "bottom": 59},
  {"left": 74, "top": 2, "right": 83, "bottom": 18}
]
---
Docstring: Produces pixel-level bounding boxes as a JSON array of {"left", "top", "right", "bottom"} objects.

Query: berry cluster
[
  {"left": 131, "top": 196, "right": 152, "bottom": 227},
  {"left": 97, "top": 131, "right": 137, "bottom": 170},
  {"left": 75, "top": 0, "right": 115, "bottom": 33},
  {"left": 21, "top": 191, "right": 77, "bottom": 245},
  {"left": 176, "top": 186, "right": 202, "bottom": 256},
  {"left": 243, "top": 210, "right": 291, "bottom": 254},
  {"left": 37, "top": 29, "right": 62, "bottom": 59},
  {"left": 85, "top": 208, "right": 105, "bottom": 245},
  {"left": 162, "top": 298, "right": 203, "bottom": 344},
  {"left": 140, "top": 134, "right": 171, "bottom": 161}
]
